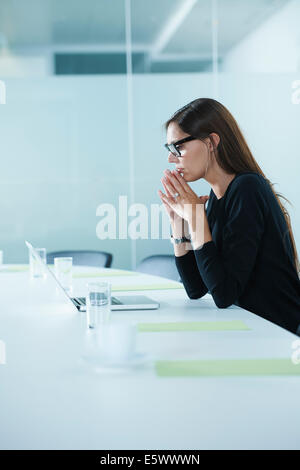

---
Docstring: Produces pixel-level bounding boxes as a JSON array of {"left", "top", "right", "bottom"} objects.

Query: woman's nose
[{"left": 168, "top": 153, "right": 180, "bottom": 164}]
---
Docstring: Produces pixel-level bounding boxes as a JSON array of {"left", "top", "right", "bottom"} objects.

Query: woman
[{"left": 158, "top": 98, "right": 300, "bottom": 336}]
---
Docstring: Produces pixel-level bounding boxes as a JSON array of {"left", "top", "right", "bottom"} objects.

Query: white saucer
[{"left": 80, "top": 352, "right": 152, "bottom": 371}]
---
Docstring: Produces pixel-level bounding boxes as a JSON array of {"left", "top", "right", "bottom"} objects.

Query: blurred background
[{"left": 0, "top": 0, "right": 299, "bottom": 269}]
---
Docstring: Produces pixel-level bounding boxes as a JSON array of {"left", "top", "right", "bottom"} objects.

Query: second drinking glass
[{"left": 54, "top": 257, "right": 73, "bottom": 293}]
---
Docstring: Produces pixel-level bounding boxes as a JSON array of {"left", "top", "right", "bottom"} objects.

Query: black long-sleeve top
[{"left": 175, "top": 172, "right": 300, "bottom": 336}]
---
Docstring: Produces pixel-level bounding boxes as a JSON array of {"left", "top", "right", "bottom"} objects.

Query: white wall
[
  {"left": 219, "top": 73, "right": 300, "bottom": 248},
  {"left": 222, "top": 0, "right": 300, "bottom": 73}
]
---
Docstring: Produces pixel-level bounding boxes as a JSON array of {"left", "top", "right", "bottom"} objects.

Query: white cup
[{"left": 98, "top": 323, "right": 136, "bottom": 362}]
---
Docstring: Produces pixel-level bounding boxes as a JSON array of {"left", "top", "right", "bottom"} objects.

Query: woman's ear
[{"left": 209, "top": 133, "right": 220, "bottom": 151}]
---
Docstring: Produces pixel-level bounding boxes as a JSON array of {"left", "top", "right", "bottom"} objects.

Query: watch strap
[{"left": 170, "top": 235, "right": 191, "bottom": 244}]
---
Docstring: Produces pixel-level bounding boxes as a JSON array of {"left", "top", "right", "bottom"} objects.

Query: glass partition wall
[
  {"left": 0, "top": 0, "right": 131, "bottom": 268},
  {"left": 0, "top": 0, "right": 299, "bottom": 269}
]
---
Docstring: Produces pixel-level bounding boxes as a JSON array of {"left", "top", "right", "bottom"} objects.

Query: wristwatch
[{"left": 170, "top": 235, "right": 191, "bottom": 245}]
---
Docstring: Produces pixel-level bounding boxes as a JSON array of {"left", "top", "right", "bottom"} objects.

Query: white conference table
[{"left": 0, "top": 264, "right": 299, "bottom": 450}]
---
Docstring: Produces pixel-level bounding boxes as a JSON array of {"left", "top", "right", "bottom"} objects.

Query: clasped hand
[{"left": 158, "top": 169, "right": 209, "bottom": 225}]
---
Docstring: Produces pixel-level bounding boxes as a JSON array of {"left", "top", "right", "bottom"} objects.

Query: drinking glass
[
  {"left": 86, "top": 281, "right": 111, "bottom": 329},
  {"left": 29, "top": 248, "right": 46, "bottom": 279},
  {"left": 54, "top": 257, "right": 73, "bottom": 293}
]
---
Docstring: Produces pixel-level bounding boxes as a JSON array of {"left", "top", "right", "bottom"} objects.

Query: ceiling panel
[
  {"left": 163, "top": 0, "right": 287, "bottom": 55},
  {"left": 0, "top": 0, "right": 291, "bottom": 58},
  {"left": 0, "top": 0, "right": 126, "bottom": 47},
  {"left": 131, "top": 0, "right": 182, "bottom": 44},
  {"left": 217, "top": 0, "right": 287, "bottom": 54}
]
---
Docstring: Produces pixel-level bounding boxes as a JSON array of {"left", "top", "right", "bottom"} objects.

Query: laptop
[{"left": 25, "top": 241, "right": 160, "bottom": 311}]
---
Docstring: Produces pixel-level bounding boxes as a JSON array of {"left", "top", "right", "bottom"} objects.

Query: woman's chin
[
  {"left": 182, "top": 171, "right": 201, "bottom": 183},
  {"left": 186, "top": 172, "right": 205, "bottom": 182},
  {"left": 183, "top": 173, "right": 196, "bottom": 182}
]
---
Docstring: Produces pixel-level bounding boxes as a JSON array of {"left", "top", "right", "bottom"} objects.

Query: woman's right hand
[{"left": 158, "top": 174, "right": 209, "bottom": 236}]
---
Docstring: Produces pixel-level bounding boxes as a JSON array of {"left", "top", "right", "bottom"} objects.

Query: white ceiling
[
  {"left": 164, "top": 0, "right": 288, "bottom": 55},
  {"left": 0, "top": 0, "right": 289, "bottom": 61}
]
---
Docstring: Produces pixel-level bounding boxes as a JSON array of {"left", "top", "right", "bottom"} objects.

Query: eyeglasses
[{"left": 164, "top": 136, "right": 197, "bottom": 157}]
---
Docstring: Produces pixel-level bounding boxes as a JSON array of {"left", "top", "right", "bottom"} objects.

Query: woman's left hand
[{"left": 158, "top": 169, "right": 209, "bottom": 223}]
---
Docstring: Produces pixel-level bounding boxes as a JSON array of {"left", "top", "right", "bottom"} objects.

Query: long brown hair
[{"left": 165, "top": 97, "right": 299, "bottom": 275}]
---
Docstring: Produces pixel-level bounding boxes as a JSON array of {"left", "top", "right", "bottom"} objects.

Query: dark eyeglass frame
[{"left": 164, "top": 136, "right": 197, "bottom": 157}]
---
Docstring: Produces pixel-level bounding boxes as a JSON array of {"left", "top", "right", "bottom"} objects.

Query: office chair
[
  {"left": 47, "top": 250, "right": 113, "bottom": 268},
  {"left": 136, "top": 254, "right": 181, "bottom": 282}
]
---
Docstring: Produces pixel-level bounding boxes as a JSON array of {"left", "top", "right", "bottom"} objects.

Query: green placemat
[
  {"left": 0, "top": 265, "right": 29, "bottom": 272},
  {"left": 0, "top": 264, "right": 56, "bottom": 273},
  {"left": 138, "top": 320, "right": 250, "bottom": 332},
  {"left": 111, "top": 283, "right": 183, "bottom": 292},
  {"left": 155, "top": 358, "right": 300, "bottom": 377},
  {"left": 73, "top": 270, "right": 135, "bottom": 278}
]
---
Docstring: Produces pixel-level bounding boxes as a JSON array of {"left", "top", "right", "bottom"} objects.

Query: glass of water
[
  {"left": 54, "top": 257, "right": 73, "bottom": 293},
  {"left": 29, "top": 248, "right": 47, "bottom": 279},
  {"left": 86, "top": 281, "right": 111, "bottom": 329}
]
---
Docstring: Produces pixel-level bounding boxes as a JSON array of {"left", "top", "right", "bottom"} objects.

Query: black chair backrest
[
  {"left": 47, "top": 250, "right": 113, "bottom": 268},
  {"left": 136, "top": 254, "right": 181, "bottom": 282}
]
